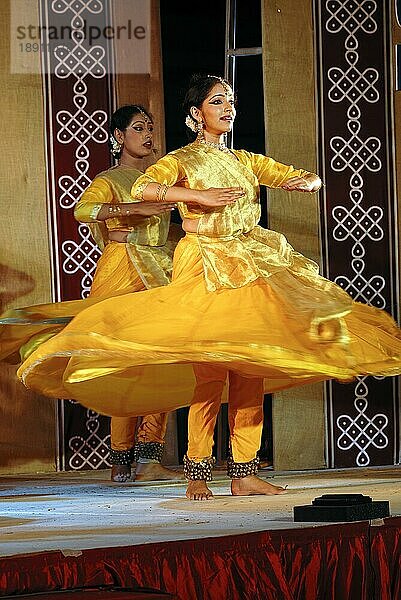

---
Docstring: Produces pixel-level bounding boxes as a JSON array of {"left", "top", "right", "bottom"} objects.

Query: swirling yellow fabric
[{"left": 13, "top": 143, "right": 401, "bottom": 418}]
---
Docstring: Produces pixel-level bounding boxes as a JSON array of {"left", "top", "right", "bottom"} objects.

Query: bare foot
[
  {"left": 186, "top": 480, "right": 214, "bottom": 500},
  {"left": 111, "top": 464, "right": 132, "bottom": 483},
  {"left": 231, "top": 475, "right": 287, "bottom": 496},
  {"left": 135, "top": 462, "right": 186, "bottom": 482}
]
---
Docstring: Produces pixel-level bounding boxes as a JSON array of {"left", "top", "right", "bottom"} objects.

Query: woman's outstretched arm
[
  {"left": 131, "top": 154, "right": 244, "bottom": 208},
  {"left": 236, "top": 151, "right": 322, "bottom": 193}
]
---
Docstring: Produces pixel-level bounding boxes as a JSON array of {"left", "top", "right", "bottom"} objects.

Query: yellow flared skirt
[
  {"left": 0, "top": 242, "right": 146, "bottom": 363},
  {"left": 12, "top": 234, "right": 401, "bottom": 417}
]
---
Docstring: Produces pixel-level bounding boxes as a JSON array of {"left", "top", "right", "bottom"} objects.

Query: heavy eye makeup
[
  {"left": 208, "top": 96, "right": 236, "bottom": 106},
  {"left": 130, "top": 121, "right": 154, "bottom": 132}
]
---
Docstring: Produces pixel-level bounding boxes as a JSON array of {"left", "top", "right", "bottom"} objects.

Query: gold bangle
[
  {"left": 156, "top": 183, "right": 168, "bottom": 202},
  {"left": 155, "top": 183, "right": 162, "bottom": 201},
  {"left": 159, "top": 184, "right": 169, "bottom": 202}
]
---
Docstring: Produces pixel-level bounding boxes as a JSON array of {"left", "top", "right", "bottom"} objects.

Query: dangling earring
[
  {"left": 196, "top": 121, "right": 205, "bottom": 141},
  {"left": 110, "top": 134, "right": 123, "bottom": 158}
]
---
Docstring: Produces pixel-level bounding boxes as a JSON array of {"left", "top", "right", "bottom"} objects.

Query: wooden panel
[
  {"left": 115, "top": 0, "right": 165, "bottom": 158},
  {"left": 0, "top": 0, "right": 56, "bottom": 474},
  {"left": 261, "top": 0, "right": 326, "bottom": 471}
]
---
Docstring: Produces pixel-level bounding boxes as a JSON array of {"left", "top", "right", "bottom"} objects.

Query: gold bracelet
[
  {"left": 156, "top": 183, "right": 168, "bottom": 202},
  {"left": 155, "top": 183, "right": 163, "bottom": 201},
  {"left": 159, "top": 184, "right": 169, "bottom": 202}
]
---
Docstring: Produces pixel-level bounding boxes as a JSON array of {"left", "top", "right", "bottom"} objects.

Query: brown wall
[
  {"left": 262, "top": 0, "right": 326, "bottom": 470},
  {"left": 0, "top": 1, "right": 56, "bottom": 473},
  {"left": 115, "top": 0, "right": 166, "bottom": 160}
]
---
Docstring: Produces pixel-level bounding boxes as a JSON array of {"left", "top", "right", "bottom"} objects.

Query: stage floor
[{"left": 0, "top": 466, "right": 400, "bottom": 558}]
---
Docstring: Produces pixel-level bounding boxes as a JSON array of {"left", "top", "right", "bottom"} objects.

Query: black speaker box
[{"left": 293, "top": 493, "right": 390, "bottom": 522}]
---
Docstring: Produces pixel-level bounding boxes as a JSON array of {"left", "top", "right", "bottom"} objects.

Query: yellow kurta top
[
  {"left": 75, "top": 165, "right": 178, "bottom": 289},
  {"left": 131, "top": 144, "right": 314, "bottom": 289},
  {"left": 131, "top": 143, "right": 353, "bottom": 341}
]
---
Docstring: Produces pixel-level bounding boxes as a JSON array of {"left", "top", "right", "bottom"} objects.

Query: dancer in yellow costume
[
  {"left": 75, "top": 104, "right": 183, "bottom": 483},
  {"left": 17, "top": 75, "right": 401, "bottom": 501},
  {"left": 0, "top": 104, "right": 181, "bottom": 483}
]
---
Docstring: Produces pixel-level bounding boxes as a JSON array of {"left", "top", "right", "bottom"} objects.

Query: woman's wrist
[
  {"left": 109, "top": 204, "right": 132, "bottom": 217},
  {"left": 190, "top": 189, "right": 206, "bottom": 204},
  {"left": 97, "top": 203, "right": 134, "bottom": 220},
  {"left": 151, "top": 184, "right": 201, "bottom": 204}
]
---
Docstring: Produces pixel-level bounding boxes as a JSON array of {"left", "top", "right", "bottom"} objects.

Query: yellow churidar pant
[{"left": 189, "top": 365, "right": 264, "bottom": 463}]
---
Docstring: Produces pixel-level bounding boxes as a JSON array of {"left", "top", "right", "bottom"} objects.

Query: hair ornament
[
  {"left": 205, "top": 74, "right": 230, "bottom": 91},
  {"left": 136, "top": 107, "right": 152, "bottom": 123}
]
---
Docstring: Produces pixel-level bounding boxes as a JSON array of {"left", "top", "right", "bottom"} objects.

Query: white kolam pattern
[
  {"left": 68, "top": 408, "right": 111, "bottom": 470},
  {"left": 51, "top": 0, "right": 107, "bottom": 298},
  {"left": 47, "top": 0, "right": 111, "bottom": 469},
  {"left": 325, "top": 0, "right": 389, "bottom": 464}
]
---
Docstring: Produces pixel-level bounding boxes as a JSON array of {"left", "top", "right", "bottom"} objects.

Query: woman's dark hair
[
  {"left": 109, "top": 105, "right": 153, "bottom": 158},
  {"left": 182, "top": 74, "right": 232, "bottom": 140}
]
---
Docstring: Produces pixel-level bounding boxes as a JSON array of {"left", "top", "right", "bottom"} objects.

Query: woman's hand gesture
[
  {"left": 194, "top": 187, "right": 245, "bottom": 207},
  {"left": 281, "top": 174, "right": 322, "bottom": 193}
]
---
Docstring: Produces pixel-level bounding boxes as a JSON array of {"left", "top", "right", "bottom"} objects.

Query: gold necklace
[{"left": 195, "top": 135, "right": 232, "bottom": 154}]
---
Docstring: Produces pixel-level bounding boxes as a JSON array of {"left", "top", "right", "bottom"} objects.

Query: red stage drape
[
  {"left": 370, "top": 517, "right": 401, "bottom": 599},
  {"left": 1, "top": 518, "right": 400, "bottom": 599}
]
